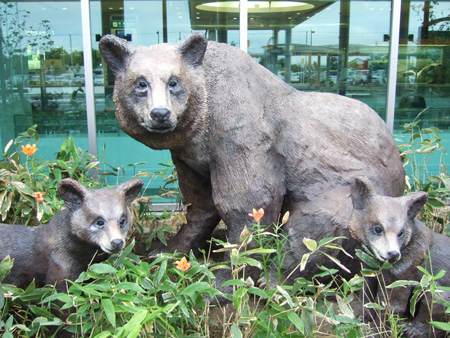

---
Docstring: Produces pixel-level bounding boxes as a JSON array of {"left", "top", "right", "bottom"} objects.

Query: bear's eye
[
  {"left": 398, "top": 230, "right": 404, "bottom": 238},
  {"left": 167, "top": 78, "right": 181, "bottom": 93},
  {"left": 136, "top": 80, "right": 148, "bottom": 91},
  {"left": 119, "top": 215, "right": 127, "bottom": 228},
  {"left": 373, "top": 226, "right": 383, "bottom": 235},
  {"left": 94, "top": 218, "right": 106, "bottom": 229}
]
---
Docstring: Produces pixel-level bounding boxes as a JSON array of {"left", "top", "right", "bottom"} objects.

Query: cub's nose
[
  {"left": 150, "top": 108, "right": 171, "bottom": 122},
  {"left": 110, "top": 239, "right": 124, "bottom": 252},
  {"left": 387, "top": 250, "right": 400, "bottom": 263}
]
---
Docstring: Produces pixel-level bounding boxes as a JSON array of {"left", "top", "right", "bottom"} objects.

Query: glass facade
[{"left": 1, "top": 0, "right": 449, "bottom": 193}]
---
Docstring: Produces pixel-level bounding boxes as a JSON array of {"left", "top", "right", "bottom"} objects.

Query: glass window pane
[
  {"left": 248, "top": 0, "right": 392, "bottom": 120},
  {"left": 394, "top": 0, "right": 450, "bottom": 176},
  {"left": 0, "top": 1, "right": 88, "bottom": 157}
]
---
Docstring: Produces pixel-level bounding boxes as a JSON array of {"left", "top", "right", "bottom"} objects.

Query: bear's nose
[
  {"left": 387, "top": 250, "right": 400, "bottom": 263},
  {"left": 111, "top": 239, "right": 124, "bottom": 252},
  {"left": 150, "top": 108, "right": 171, "bottom": 122}
]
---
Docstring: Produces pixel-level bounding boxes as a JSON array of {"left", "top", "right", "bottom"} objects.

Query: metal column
[
  {"left": 80, "top": 0, "right": 98, "bottom": 157},
  {"left": 239, "top": 0, "right": 248, "bottom": 53},
  {"left": 385, "top": 0, "right": 402, "bottom": 132}
]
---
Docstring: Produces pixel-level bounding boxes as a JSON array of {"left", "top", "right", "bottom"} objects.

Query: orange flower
[
  {"left": 21, "top": 144, "right": 37, "bottom": 156},
  {"left": 175, "top": 256, "right": 191, "bottom": 272},
  {"left": 248, "top": 208, "right": 264, "bottom": 223},
  {"left": 34, "top": 192, "right": 45, "bottom": 203}
]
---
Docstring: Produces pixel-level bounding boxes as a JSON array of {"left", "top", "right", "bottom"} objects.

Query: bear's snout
[
  {"left": 150, "top": 108, "right": 171, "bottom": 122},
  {"left": 386, "top": 250, "right": 400, "bottom": 263},
  {"left": 110, "top": 239, "right": 124, "bottom": 252}
]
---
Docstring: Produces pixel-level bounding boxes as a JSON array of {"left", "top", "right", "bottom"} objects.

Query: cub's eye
[
  {"left": 119, "top": 216, "right": 127, "bottom": 228},
  {"left": 94, "top": 218, "right": 105, "bottom": 229},
  {"left": 373, "top": 226, "right": 383, "bottom": 235},
  {"left": 398, "top": 230, "right": 404, "bottom": 238},
  {"left": 168, "top": 80, "right": 177, "bottom": 88}
]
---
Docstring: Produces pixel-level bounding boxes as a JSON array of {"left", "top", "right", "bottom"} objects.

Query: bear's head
[
  {"left": 99, "top": 33, "right": 208, "bottom": 138},
  {"left": 348, "top": 177, "right": 428, "bottom": 264}
]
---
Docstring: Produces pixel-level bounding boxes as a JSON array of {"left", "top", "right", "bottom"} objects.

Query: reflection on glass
[
  {"left": 0, "top": 1, "right": 87, "bottom": 156},
  {"left": 248, "top": 0, "right": 392, "bottom": 119},
  {"left": 394, "top": 0, "right": 450, "bottom": 132}
]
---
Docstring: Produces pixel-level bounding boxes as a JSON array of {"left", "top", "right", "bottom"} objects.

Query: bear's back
[{"left": 201, "top": 41, "right": 404, "bottom": 198}]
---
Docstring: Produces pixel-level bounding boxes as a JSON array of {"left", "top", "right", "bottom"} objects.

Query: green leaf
[
  {"left": 364, "top": 302, "right": 385, "bottom": 310},
  {"left": 89, "top": 263, "right": 117, "bottom": 274},
  {"left": 2, "top": 331, "right": 13, "bottom": 338},
  {"left": 386, "top": 280, "right": 419, "bottom": 288},
  {"left": 117, "top": 309, "right": 147, "bottom": 337},
  {"left": 102, "top": 299, "right": 116, "bottom": 327},
  {"left": 303, "top": 238, "right": 317, "bottom": 251},
  {"left": 247, "top": 287, "right": 268, "bottom": 299},
  {"left": 93, "top": 332, "right": 112, "bottom": 338},
  {"left": 28, "top": 305, "right": 55, "bottom": 319},
  {"left": 299, "top": 252, "right": 310, "bottom": 271},
  {"left": 222, "top": 279, "right": 246, "bottom": 287},
  {"left": 277, "top": 285, "right": 294, "bottom": 308},
  {"left": 114, "top": 240, "right": 136, "bottom": 267},
  {"left": 154, "top": 259, "right": 167, "bottom": 285},
  {"left": 116, "top": 282, "right": 145, "bottom": 293},
  {"left": 233, "top": 287, "right": 247, "bottom": 311},
  {"left": 286, "top": 311, "right": 304, "bottom": 333},
  {"left": 240, "top": 248, "right": 276, "bottom": 256},
  {"left": 0, "top": 256, "right": 13, "bottom": 282},
  {"left": 230, "top": 324, "right": 243, "bottom": 338},
  {"left": 181, "top": 282, "right": 211, "bottom": 300},
  {"left": 355, "top": 249, "right": 379, "bottom": 268},
  {"left": 238, "top": 257, "right": 262, "bottom": 269},
  {"left": 0, "top": 284, "right": 4, "bottom": 309},
  {"left": 420, "top": 274, "right": 432, "bottom": 288},
  {"left": 427, "top": 198, "right": 446, "bottom": 208},
  {"left": 429, "top": 321, "right": 450, "bottom": 331}
]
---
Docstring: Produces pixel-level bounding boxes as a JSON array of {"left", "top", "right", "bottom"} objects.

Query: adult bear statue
[{"left": 99, "top": 33, "right": 405, "bottom": 279}]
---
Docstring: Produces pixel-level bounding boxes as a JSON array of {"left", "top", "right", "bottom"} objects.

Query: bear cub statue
[
  {"left": 0, "top": 178, "right": 143, "bottom": 291},
  {"left": 349, "top": 176, "right": 450, "bottom": 338}
]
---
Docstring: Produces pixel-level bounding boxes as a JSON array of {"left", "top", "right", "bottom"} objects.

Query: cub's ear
[
  {"left": 58, "top": 179, "right": 88, "bottom": 211},
  {"left": 403, "top": 191, "right": 428, "bottom": 219},
  {"left": 117, "top": 179, "right": 144, "bottom": 206},
  {"left": 177, "top": 33, "right": 208, "bottom": 67},
  {"left": 99, "top": 34, "right": 135, "bottom": 76},
  {"left": 350, "top": 176, "right": 375, "bottom": 210}
]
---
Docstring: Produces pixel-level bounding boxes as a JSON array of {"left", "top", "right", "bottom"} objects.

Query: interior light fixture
[{"left": 196, "top": 1, "right": 314, "bottom": 13}]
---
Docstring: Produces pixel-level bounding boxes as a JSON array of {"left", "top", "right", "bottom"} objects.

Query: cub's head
[
  {"left": 99, "top": 33, "right": 208, "bottom": 137},
  {"left": 349, "top": 177, "right": 428, "bottom": 264},
  {"left": 58, "top": 179, "right": 144, "bottom": 254}
]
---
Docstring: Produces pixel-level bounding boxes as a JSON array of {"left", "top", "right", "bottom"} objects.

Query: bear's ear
[
  {"left": 350, "top": 176, "right": 375, "bottom": 210},
  {"left": 117, "top": 179, "right": 144, "bottom": 206},
  {"left": 177, "top": 33, "right": 208, "bottom": 67},
  {"left": 58, "top": 179, "right": 88, "bottom": 211},
  {"left": 403, "top": 191, "right": 428, "bottom": 219},
  {"left": 99, "top": 34, "right": 135, "bottom": 76}
]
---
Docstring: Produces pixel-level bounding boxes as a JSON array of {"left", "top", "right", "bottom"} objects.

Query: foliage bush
[{"left": 0, "top": 123, "right": 449, "bottom": 337}]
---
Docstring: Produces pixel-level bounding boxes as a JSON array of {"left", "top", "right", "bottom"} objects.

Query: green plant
[
  {"left": 0, "top": 125, "right": 101, "bottom": 225},
  {"left": 398, "top": 121, "right": 450, "bottom": 233},
  {"left": 1, "top": 242, "right": 222, "bottom": 337}
]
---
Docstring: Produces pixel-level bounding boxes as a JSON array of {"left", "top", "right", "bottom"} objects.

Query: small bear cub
[
  {"left": 349, "top": 176, "right": 450, "bottom": 337},
  {"left": 0, "top": 178, "right": 143, "bottom": 291}
]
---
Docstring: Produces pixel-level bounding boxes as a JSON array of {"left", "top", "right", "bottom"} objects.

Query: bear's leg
[
  {"left": 160, "top": 156, "right": 221, "bottom": 254},
  {"left": 211, "top": 169, "right": 285, "bottom": 245}
]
